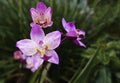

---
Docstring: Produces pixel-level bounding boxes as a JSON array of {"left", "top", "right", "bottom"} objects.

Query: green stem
[
  {"left": 38, "top": 62, "right": 51, "bottom": 83},
  {"left": 70, "top": 47, "right": 100, "bottom": 83},
  {"left": 39, "top": 63, "right": 51, "bottom": 83},
  {"left": 50, "top": 0, "right": 53, "bottom": 7},
  {"left": 38, "top": 65, "right": 44, "bottom": 83}
]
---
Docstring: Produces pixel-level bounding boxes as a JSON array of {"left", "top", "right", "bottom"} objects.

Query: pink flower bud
[{"left": 14, "top": 50, "right": 22, "bottom": 60}]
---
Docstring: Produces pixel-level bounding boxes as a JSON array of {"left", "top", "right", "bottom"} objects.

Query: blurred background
[{"left": 0, "top": 0, "right": 120, "bottom": 83}]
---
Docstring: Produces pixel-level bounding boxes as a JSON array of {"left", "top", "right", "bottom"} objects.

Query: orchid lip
[
  {"left": 66, "top": 36, "right": 77, "bottom": 40},
  {"left": 41, "top": 55, "right": 51, "bottom": 61}
]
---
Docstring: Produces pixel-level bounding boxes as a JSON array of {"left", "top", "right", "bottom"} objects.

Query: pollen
[
  {"left": 40, "top": 49, "right": 46, "bottom": 55},
  {"left": 37, "top": 48, "right": 46, "bottom": 56}
]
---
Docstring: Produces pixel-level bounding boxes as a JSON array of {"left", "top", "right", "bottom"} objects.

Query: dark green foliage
[{"left": 0, "top": 0, "right": 120, "bottom": 83}]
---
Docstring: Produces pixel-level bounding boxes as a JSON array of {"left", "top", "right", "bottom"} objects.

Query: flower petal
[
  {"left": 16, "top": 39, "right": 37, "bottom": 56},
  {"left": 45, "top": 50, "right": 59, "bottom": 64},
  {"left": 36, "top": 2, "right": 47, "bottom": 14},
  {"left": 43, "top": 31, "right": 61, "bottom": 49},
  {"left": 26, "top": 53, "right": 44, "bottom": 72},
  {"left": 44, "top": 7, "right": 53, "bottom": 27},
  {"left": 66, "top": 31, "right": 77, "bottom": 40},
  {"left": 62, "top": 18, "right": 76, "bottom": 32},
  {"left": 30, "top": 8, "right": 39, "bottom": 23},
  {"left": 30, "top": 23, "right": 45, "bottom": 43},
  {"left": 45, "top": 7, "right": 52, "bottom": 17},
  {"left": 73, "top": 40, "right": 86, "bottom": 48}
]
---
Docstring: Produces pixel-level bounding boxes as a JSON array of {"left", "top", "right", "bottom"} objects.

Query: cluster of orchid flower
[{"left": 14, "top": 2, "right": 86, "bottom": 72}]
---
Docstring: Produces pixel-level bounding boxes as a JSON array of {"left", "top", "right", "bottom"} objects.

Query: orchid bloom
[
  {"left": 16, "top": 23, "right": 61, "bottom": 72},
  {"left": 30, "top": 2, "right": 53, "bottom": 28},
  {"left": 62, "top": 18, "right": 86, "bottom": 48}
]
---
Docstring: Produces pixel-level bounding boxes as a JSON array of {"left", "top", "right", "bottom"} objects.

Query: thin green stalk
[
  {"left": 50, "top": 0, "right": 53, "bottom": 7},
  {"left": 69, "top": 47, "right": 100, "bottom": 83},
  {"left": 37, "top": 62, "right": 51, "bottom": 83},
  {"left": 29, "top": 69, "right": 40, "bottom": 83},
  {"left": 63, "top": 0, "right": 68, "bottom": 17},
  {"left": 38, "top": 65, "right": 44, "bottom": 83},
  {"left": 39, "top": 63, "right": 51, "bottom": 83}
]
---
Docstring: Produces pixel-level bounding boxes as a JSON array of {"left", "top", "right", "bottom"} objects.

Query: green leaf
[
  {"left": 69, "top": 47, "right": 100, "bottom": 83},
  {"left": 96, "top": 67, "right": 112, "bottom": 83}
]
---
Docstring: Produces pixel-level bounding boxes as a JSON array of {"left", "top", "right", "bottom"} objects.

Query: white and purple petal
[
  {"left": 62, "top": 18, "right": 76, "bottom": 32},
  {"left": 30, "top": 8, "right": 39, "bottom": 23},
  {"left": 26, "top": 53, "right": 44, "bottom": 72},
  {"left": 44, "top": 7, "right": 53, "bottom": 27},
  {"left": 73, "top": 40, "right": 86, "bottom": 48},
  {"left": 43, "top": 31, "right": 61, "bottom": 50},
  {"left": 45, "top": 50, "right": 59, "bottom": 64},
  {"left": 66, "top": 31, "right": 77, "bottom": 40},
  {"left": 45, "top": 7, "right": 52, "bottom": 18},
  {"left": 36, "top": 2, "right": 47, "bottom": 14},
  {"left": 16, "top": 39, "right": 37, "bottom": 56},
  {"left": 30, "top": 23, "right": 45, "bottom": 43}
]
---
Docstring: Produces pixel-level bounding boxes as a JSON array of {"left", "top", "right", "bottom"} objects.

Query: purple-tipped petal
[
  {"left": 66, "top": 31, "right": 77, "bottom": 40},
  {"left": 44, "top": 7, "right": 53, "bottom": 27},
  {"left": 32, "top": 53, "right": 44, "bottom": 71},
  {"left": 45, "top": 50, "right": 59, "bottom": 64},
  {"left": 30, "top": 8, "right": 39, "bottom": 23},
  {"left": 30, "top": 23, "right": 45, "bottom": 43},
  {"left": 16, "top": 39, "right": 37, "bottom": 56},
  {"left": 45, "top": 21, "right": 53, "bottom": 28},
  {"left": 62, "top": 18, "right": 67, "bottom": 30},
  {"left": 36, "top": 2, "right": 47, "bottom": 13},
  {"left": 62, "top": 18, "right": 76, "bottom": 32},
  {"left": 74, "top": 40, "right": 86, "bottom": 48},
  {"left": 45, "top": 7, "right": 52, "bottom": 17},
  {"left": 77, "top": 29, "right": 85, "bottom": 38},
  {"left": 26, "top": 53, "right": 44, "bottom": 72},
  {"left": 43, "top": 31, "right": 61, "bottom": 49},
  {"left": 41, "top": 55, "right": 51, "bottom": 61}
]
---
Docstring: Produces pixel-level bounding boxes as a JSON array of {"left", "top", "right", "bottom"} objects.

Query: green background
[{"left": 0, "top": 0, "right": 120, "bottom": 83}]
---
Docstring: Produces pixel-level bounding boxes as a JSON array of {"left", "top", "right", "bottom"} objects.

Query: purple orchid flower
[
  {"left": 62, "top": 18, "right": 86, "bottom": 48},
  {"left": 16, "top": 23, "right": 61, "bottom": 72},
  {"left": 30, "top": 2, "right": 53, "bottom": 28}
]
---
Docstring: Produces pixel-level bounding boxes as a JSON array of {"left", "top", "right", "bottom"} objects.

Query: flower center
[
  {"left": 37, "top": 45, "right": 49, "bottom": 56},
  {"left": 40, "top": 49, "right": 46, "bottom": 55}
]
